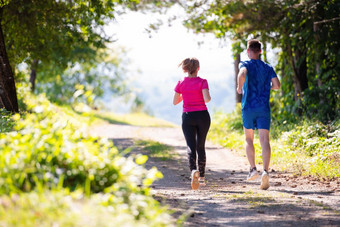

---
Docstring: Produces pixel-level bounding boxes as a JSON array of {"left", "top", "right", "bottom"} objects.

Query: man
[{"left": 237, "top": 39, "right": 281, "bottom": 190}]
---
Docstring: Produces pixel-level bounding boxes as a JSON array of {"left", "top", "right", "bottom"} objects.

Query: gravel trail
[{"left": 91, "top": 123, "right": 340, "bottom": 227}]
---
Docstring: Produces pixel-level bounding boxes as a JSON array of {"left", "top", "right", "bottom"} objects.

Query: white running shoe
[
  {"left": 191, "top": 170, "right": 200, "bottom": 190},
  {"left": 247, "top": 167, "right": 259, "bottom": 181},
  {"left": 199, "top": 177, "right": 206, "bottom": 186},
  {"left": 260, "top": 171, "right": 270, "bottom": 190}
]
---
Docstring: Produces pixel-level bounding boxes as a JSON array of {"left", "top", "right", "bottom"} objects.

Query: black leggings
[{"left": 182, "top": 110, "right": 210, "bottom": 177}]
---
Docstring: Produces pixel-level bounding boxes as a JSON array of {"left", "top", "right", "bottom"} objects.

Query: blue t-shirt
[{"left": 239, "top": 59, "right": 277, "bottom": 111}]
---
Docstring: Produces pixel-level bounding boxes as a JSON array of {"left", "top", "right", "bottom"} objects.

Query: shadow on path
[{"left": 95, "top": 124, "right": 340, "bottom": 227}]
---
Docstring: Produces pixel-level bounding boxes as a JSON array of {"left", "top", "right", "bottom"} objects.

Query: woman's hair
[
  {"left": 179, "top": 58, "right": 200, "bottom": 75},
  {"left": 247, "top": 39, "right": 261, "bottom": 53}
]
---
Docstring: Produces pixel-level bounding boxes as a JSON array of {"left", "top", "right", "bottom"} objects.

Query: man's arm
[
  {"left": 271, "top": 77, "right": 281, "bottom": 90},
  {"left": 237, "top": 67, "right": 247, "bottom": 94},
  {"left": 173, "top": 92, "right": 183, "bottom": 105}
]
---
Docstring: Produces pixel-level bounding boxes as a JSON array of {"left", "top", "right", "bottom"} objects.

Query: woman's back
[{"left": 174, "top": 76, "right": 208, "bottom": 112}]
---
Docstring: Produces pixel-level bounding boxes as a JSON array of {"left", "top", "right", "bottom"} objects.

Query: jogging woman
[{"left": 173, "top": 57, "right": 211, "bottom": 190}]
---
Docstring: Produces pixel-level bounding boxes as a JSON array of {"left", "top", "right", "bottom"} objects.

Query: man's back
[{"left": 239, "top": 59, "right": 277, "bottom": 111}]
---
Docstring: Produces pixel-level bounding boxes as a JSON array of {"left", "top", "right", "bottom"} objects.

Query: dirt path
[{"left": 91, "top": 123, "right": 340, "bottom": 227}]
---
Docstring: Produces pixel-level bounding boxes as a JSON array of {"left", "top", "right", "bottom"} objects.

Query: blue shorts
[{"left": 242, "top": 109, "right": 271, "bottom": 130}]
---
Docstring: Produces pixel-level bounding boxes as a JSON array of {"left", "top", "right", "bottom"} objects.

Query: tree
[
  {"left": 0, "top": 0, "right": 18, "bottom": 112},
  {"left": 180, "top": 0, "right": 339, "bottom": 121},
  {"left": 38, "top": 47, "right": 131, "bottom": 109},
  {"left": 0, "top": 0, "right": 113, "bottom": 112},
  {"left": 0, "top": 0, "right": 179, "bottom": 112}
]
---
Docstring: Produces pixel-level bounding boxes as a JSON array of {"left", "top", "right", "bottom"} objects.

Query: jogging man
[{"left": 237, "top": 39, "right": 281, "bottom": 190}]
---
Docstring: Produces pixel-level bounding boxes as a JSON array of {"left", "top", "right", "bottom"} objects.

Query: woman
[{"left": 173, "top": 57, "right": 211, "bottom": 190}]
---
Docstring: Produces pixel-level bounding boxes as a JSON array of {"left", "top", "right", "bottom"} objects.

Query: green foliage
[
  {"left": 0, "top": 108, "right": 15, "bottom": 133},
  {"left": 0, "top": 95, "right": 118, "bottom": 193},
  {"left": 0, "top": 90, "right": 176, "bottom": 225},
  {"left": 208, "top": 105, "right": 245, "bottom": 152},
  {"left": 2, "top": 0, "right": 142, "bottom": 68},
  {"left": 212, "top": 104, "right": 244, "bottom": 133},
  {"left": 301, "top": 83, "right": 340, "bottom": 122},
  {"left": 1, "top": 0, "right": 177, "bottom": 114},
  {"left": 0, "top": 0, "right": 10, "bottom": 7},
  {"left": 209, "top": 110, "right": 340, "bottom": 179},
  {"left": 0, "top": 189, "right": 174, "bottom": 226},
  {"left": 31, "top": 47, "right": 130, "bottom": 110},
  {"left": 277, "top": 120, "right": 340, "bottom": 178},
  {"left": 181, "top": 0, "right": 340, "bottom": 123}
]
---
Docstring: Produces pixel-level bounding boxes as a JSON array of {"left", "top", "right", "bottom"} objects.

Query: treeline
[
  {"left": 0, "top": 0, "right": 176, "bottom": 113},
  {"left": 1, "top": 1, "right": 339, "bottom": 123},
  {"left": 180, "top": 0, "right": 339, "bottom": 123}
]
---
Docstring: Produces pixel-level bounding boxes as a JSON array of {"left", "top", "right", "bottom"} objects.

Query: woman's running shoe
[{"left": 191, "top": 170, "right": 200, "bottom": 190}]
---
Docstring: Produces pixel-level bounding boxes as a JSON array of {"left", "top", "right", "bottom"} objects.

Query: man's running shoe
[
  {"left": 191, "top": 170, "right": 200, "bottom": 190},
  {"left": 260, "top": 171, "right": 270, "bottom": 190},
  {"left": 199, "top": 177, "right": 206, "bottom": 186},
  {"left": 247, "top": 167, "right": 259, "bottom": 181}
]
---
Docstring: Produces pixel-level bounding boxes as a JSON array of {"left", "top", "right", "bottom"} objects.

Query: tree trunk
[
  {"left": 280, "top": 59, "right": 285, "bottom": 97},
  {"left": 294, "top": 49, "right": 308, "bottom": 92},
  {"left": 30, "top": 59, "right": 38, "bottom": 92},
  {"left": 313, "top": 22, "right": 322, "bottom": 87},
  {"left": 234, "top": 52, "right": 242, "bottom": 103},
  {"left": 0, "top": 8, "right": 18, "bottom": 113},
  {"left": 286, "top": 42, "right": 308, "bottom": 100}
]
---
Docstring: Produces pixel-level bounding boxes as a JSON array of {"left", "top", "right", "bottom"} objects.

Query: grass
[
  {"left": 225, "top": 190, "right": 276, "bottom": 208},
  {"left": 135, "top": 139, "right": 177, "bottom": 161},
  {"left": 88, "top": 111, "right": 177, "bottom": 127}
]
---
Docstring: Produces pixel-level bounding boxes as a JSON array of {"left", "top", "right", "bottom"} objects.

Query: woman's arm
[
  {"left": 202, "top": 89, "right": 211, "bottom": 103},
  {"left": 173, "top": 92, "right": 183, "bottom": 105}
]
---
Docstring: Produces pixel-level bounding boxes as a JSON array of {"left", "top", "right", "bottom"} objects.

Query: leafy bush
[
  {"left": 277, "top": 120, "right": 340, "bottom": 178},
  {"left": 209, "top": 107, "right": 340, "bottom": 179},
  {"left": 0, "top": 94, "right": 122, "bottom": 193},
  {"left": 0, "top": 189, "right": 173, "bottom": 227},
  {"left": 0, "top": 108, "right": 15, "bottom": 133},
  {"left": 0, "top": 92, "right": 175, "bottom": 225}
]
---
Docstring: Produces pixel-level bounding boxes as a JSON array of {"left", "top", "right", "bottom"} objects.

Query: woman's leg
[
  {"left": 182, "top": 113, "right": 198, "bottom": 171},
  {"left": 196, "top": 111, "right": 211, "bottom": 177}
]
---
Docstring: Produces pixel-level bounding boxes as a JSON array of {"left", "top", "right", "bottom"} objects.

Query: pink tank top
[{"left": 174, "top": 76, "right": 209, "bottom": 112}]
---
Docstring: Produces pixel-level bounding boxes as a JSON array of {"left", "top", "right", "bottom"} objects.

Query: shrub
[
  {"left": 277, "top": 120, "right": 340, "bottom": 178},
  {"left": 0, "top": 92, "right": 175, "bottom": 225},
  {"left": 209, "top": 107, "right": 340, "bottom": 179},
  {"left": 0, "top": 108, "right": 15, "bottom": 133},
  {"left": 0, "top": 189, "right": 174, "bottom": 226}
]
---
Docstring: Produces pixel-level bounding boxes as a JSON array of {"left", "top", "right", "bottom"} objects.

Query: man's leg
[
  {"left": 258, "top": 129, "right": 271, "bottom": 190},
  {"left": 258, "top": 129, "right": 271, "bottom": 171},
  {"left": 244, "top": 128, "right": 259, "bottom": 180},
  {"left": 244, "top": 128, "right": 255, "bottom": 168}
]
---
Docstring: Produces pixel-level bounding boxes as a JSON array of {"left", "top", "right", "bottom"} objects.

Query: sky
[{"left": 104, "top": 7, "right": 239, "bottom": 125}]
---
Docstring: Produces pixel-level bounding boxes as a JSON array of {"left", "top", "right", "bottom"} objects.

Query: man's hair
[{"left": 247, "top": 39, "right": 261, "bottom": 53}]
